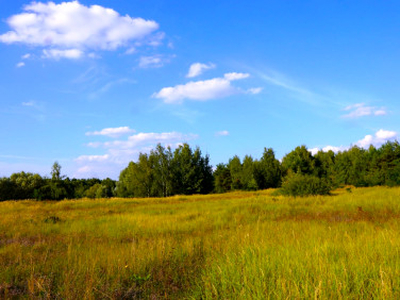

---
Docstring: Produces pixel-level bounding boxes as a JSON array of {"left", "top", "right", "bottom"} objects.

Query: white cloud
[
  {"left": 86, "top": 126, "right": 135, "bottom": 138},
  {"left": 22, "top": 53, "right": 31, "bottom": 59},
  {"left": 125, "top": 47, "right": 136, "bottom": 55},
  {"left": 186, "top": 62, "right": 215, "bottom": 78},
  {"left": 76, "top": 130, "right": 198, "bottom": 170},
  {"left": 356, "top": 129, "right": 397, "bottom": 148},
  {"left": 138, "top": 54, "right": 174, "bottom": 68},
  {"left": 215, "top": 130, "right": 229, "bottom": 137},
  {"left": 309, "top": 145, "right": 347, "bottom": 156},
  {"left": 342, "top": 103, "right": 387, "bottom": 118},
  {"left": 76, "top": 154, "right": 110, "bottom": 162},
  {"left": 309, "top": 129, "right": 398, "bottom": 155},
  {"left": 42, "top": 48, "right": 83, "bottom": 59},
  {"left": 22, "top": 101, "right": 35, "bottom": 106},
  {"left": 0, "top": 1, "right": 160, "bottom": 58},
  {"left": 247, "top": 87, "right": 263, "bottom": 94},
  {"left": 139, "top": 55, "right": 162, "bottom": 68},
  {"left": 224, "top": 72, "right": 250, "bottom": 81},
  {"left": 16, "top": 62, "right": 25, "bottom": 68},
  {"left": 105, "top": 132, "right": 198, "bottom": 150},
  {"left": 153, "top": 72, "right": 252, "bottom": 104}
]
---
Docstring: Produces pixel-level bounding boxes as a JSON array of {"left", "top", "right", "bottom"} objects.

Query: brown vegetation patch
[
  {"left": 0, "top": 283, "right": 26, "bottom": 298},
  {"left": 0, "top": 235, "right": 41, "bottom": 247},
  {"left": 275, "top": 208, "right": 400, "bottom": 224}
]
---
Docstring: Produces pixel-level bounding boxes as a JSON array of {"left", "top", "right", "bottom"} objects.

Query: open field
[{"left": 1, "top": 187, "right": 400, "bottom": 299}]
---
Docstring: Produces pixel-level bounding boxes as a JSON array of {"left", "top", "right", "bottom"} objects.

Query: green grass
[{"left": 1, "top": 187, "right": 400, "bottom": 298}]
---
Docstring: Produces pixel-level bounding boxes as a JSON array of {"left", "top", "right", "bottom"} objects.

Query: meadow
[{"left": 1, "top": 187, "right": 400, "bottom": 299}]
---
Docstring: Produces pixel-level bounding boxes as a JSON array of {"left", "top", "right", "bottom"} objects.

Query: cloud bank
[
  {"left": 75, "top": 128, "right": 198, "bottom": 178},
  {"left": 0, "top": 1, "right": 161, "bottom": 59},
  {"left": 309, "top": 129, "right": 398, "bottom": 155}
]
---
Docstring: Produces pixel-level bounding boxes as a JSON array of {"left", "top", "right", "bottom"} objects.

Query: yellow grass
[{"left": 1, "top": 186, "right": 400, "bottom": 298}]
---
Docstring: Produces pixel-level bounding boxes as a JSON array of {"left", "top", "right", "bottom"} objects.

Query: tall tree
[
  {"left": 254, "top": 148, "right": 281, "bottom": 189},
  {"left": 282, "top": 145, "right": 315, "bottom": 176}
]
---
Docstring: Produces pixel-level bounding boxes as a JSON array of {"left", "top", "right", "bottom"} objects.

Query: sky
[{"left": 1, "top": 0, "right": 400, "bottom": 179}]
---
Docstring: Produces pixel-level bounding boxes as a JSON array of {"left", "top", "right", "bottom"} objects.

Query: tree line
[{"left": 1, "top": 141, "right": 400, "bottom": 201}]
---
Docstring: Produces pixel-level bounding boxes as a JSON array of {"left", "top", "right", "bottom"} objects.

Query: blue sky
[{"left": 1, "top": 0, "right": 400, "bottom": 179}]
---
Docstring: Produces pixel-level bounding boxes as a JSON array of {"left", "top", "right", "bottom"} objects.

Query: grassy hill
[{"left": 1, "top": 187, "right": 400, "bottom": 298}]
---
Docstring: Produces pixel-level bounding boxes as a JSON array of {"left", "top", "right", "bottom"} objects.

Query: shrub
[{"left": 280, "top": 173, "right": 332, "bottom": 197}]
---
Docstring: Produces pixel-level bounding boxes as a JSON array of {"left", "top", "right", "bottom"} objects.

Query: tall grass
[{"left": 1, "top": 187, "right": 400, "bottom": 298}]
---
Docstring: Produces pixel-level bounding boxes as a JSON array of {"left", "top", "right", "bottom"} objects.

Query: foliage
[
  {"left": 280, "top": 173, "right": 332, "bottom": 197},
  {"left": 3, "top": 141, "right": 400, "bottom": 201}
]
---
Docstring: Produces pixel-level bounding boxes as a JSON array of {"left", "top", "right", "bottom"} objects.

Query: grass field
[{"left": 1, "top": 186, "right": 400, "bottom": 299}]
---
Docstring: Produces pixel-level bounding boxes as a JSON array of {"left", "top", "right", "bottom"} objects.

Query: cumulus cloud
[
  {"left": 309, "top": 146, "right": 347, "bottom": 156},
  {"left": 86, "top": 126, "right": 135, "bottom": 138},
  {"left": 153, "top": 72, "right": 252, "bottom": 104},
  {"left": 342, "top": 103, "right": 387, "bottom": 118},
  {"left": 309, "top": 129, "right": 398, "bottom": 155},
  {"left": 356, "top": 129, "right": 397, "bottom": 148},
  {"left": 186, "top": 62, "right": 215, "bottom": 78},
  {"left": 0, "top": 1, "right": 161, "bottom": 58}
]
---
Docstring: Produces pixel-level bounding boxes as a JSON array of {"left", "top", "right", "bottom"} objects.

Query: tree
[
  {"left": 152, "top": 144, "right": 173, "bottom": 197},
  {"left": 241, "top": 155, "right": 258, "bottom": 190},
  {"left": 171, "top": 144, "right": 213, "bottom": 195},
  {"left": 228, "top": 156, "right": 243, "bottom": 190},
  {"left": 214, "top": 164, "right": 232, "bottom": 193},
  {"left": 51, "top": 161, "right": 62, "bottom": 181},
  {"left": 254, "top": 148, "right": 281, "bottom": 189},
  {"left": 282, "top": 145, "right": 315, "bottom": 176}
]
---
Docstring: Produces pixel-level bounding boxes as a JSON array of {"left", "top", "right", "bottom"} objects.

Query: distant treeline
[{"left": 1, "top": 141, "right": 400, "bottom": 201}]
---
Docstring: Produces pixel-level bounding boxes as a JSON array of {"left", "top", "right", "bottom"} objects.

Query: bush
[{"left": 280, "top": 173, "right": 332, "bottom": 197}]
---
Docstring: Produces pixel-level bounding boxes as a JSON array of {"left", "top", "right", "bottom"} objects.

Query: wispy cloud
[
  {"left": 255, "top": 69, "right": 321, "bottom": 105},
  {"left": 186, "top": 62, "right": 215, "bottom": 78},
  {"left": 89, "top": 78, "right": 135, "bottom": 99},
  {"left": 215, "top": 130, "right": 229, "bottom": 137},
  {"left": 86, "top": 126, "right": 136, "bottom": 138},
  {"left": 342, "top": 103, "right": 387, "bottom": 118},
  {"left": 138, "top": 55, "right": 173, "bottom": 68}
]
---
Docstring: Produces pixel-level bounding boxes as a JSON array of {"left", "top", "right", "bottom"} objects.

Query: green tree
[
  {"left": 228, "top": 156, "right": 243, "bottom": 190},
  {"left": 254, "top": 148, "right": 281, "bottom": 189},
  {"left": 214, "top": 163, "right": 232, "bottom": 193},
  {"left": 282, "top": 145, "right": 315, "bottom": 176},
  {"left": 241, "top": 155, "right": 258, "bottom": 190}
]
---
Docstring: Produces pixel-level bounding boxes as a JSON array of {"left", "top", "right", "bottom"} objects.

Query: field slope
[{"left": 1, "top": 187, "right": 400, "bottom": 298}]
